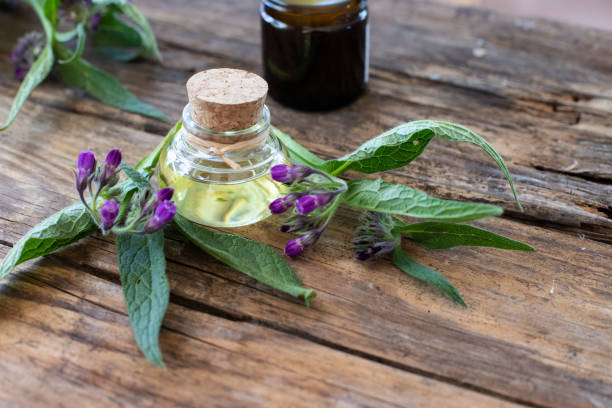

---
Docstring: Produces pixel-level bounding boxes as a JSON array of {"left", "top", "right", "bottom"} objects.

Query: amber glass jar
[{"left": 261, "top": 0, "right": 369, "bottom": 110}]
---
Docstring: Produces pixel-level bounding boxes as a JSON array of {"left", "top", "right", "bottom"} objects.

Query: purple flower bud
[
  {"left": 144, "top": 200, "right": 177, "bottom": 233},
  {"left": 284, "top": 229, "right": 322, "bottom": 258},
  {"left": 269, "top": 193, "right": 300, "bottom": 214},
  {"left": 99, "top": 148, "right": 122, "bottom": 187},
  {"left": 295, "top": 194, "right": 333, "bottom": 215},
  {"left": 270, "top": 164, "right": 314, "bottom": 184},
  {"left": 353, "top": 212, "right": 399, "bottom": 261},
  {"left": 284, "top": 239, "right": 305, "bottom": 258},
  {"left": 105, "top": 148, "right": 122, "bottom": 170},
  {"left": 75, "top": 150, "right": 96, "bottom": 192},
  {"left": 100, "top": 199, "right": 119, "bottom": 230},
  {"left": 9, "top": 32, "right": 44, "bottom": 81},
  {"left": 78, "top": 150, "right": 96, "bottom": 173},
  {"left": 87, "top": 12, "right": 101, "bottom": 32},
  {"left": 156, "top": 187, "right": 174, "bottom": 202}
]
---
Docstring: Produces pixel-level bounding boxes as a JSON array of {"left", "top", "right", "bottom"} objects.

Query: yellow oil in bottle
[{"left": 157, "top": 145, "right": 285, "bottom": 228}]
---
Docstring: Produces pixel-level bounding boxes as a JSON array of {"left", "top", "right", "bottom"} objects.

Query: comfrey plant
[
  {"left": 270, "top": 121, "right": 534, "bottom": 307},
  {"left": 2, "top": 0, "right": 169, "bottom": 132},
  {"left": 0, "top": 122, "right": 315, "bottom": 368},
  {"left": 269, "top": 165, "right": 347, "bottom": 257},
  {"left": 0, "top": 119, "right": 535, "bottom": 367},
  {"left": 74, "top": 149, "right": 177, "bottom": 235}
]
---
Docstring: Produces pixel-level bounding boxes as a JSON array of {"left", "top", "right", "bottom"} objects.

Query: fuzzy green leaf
[
  {"left": 174, "top": 215, "right": 316, "bottom": 306},
  {"left": 94, "top": 0, "right": 161, "bottom": 60},
  {"left": 271, "top": 126, "right": 326, "bottom": 169},
  {"left": 55, "top": 47, "right": 169, "bottom": 123},
  {"left": 116, "top": 231, "right": 169, "bottom": 368},
  {"left": 119, "top": 163, "right": 151, "bottom": 190},
  {"left": 57, "top": 23, "right": 86, "bottom": 65},
  {"left": 1, "top": 0, "right": 55, "bottom": 131},
  {"left": 344, "top": 179, "right": 502, "bottom": 222},
  {"left": 119, "top": 2, "right": 161, "bottom": 60},
  {"left": 392, "top": 248, "right": 466, "bottom": 307},
  {"left": 322, "top": 125, "right": 434, "bottom": 175},
  {"left": 394, "top": 221, "right": 535, "bottom": 251},
  {"left": 322, "top": 120, "right": 521, "bottom": 209},
  {"left": 394, "top": 221, "right": 534, "bottom": 251},
  {"left": 0, "top": 203, "right": 97, "bottom": 280},
  {"left": 92, "top": 9, "right": 143, "bottom": 61}
]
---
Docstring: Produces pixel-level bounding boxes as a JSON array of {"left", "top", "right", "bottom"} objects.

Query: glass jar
[
  {"left": 261, "top": 0, "right": 369, "bottom": 110},
  {"left": 157, "top": 104, "right": 288, "bottom": 228}
]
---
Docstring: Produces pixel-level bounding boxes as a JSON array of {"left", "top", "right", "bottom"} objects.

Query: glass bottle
[
  {"left": 157, "top": 69, "right": 288, "bottom": 228},
  {"left": 261, "top": 0, "right": 369, "bottom": 111}
]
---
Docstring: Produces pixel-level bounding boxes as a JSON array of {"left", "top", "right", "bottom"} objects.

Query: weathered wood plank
[
  {"left": 0, "top": 0, "right": 611, "bottom": 407},
  {"left": 0, "top": 244, "right": 524, "bottom": 408},
  {"left": 0, "top": 104, "right": 610, "bottom": 407}
]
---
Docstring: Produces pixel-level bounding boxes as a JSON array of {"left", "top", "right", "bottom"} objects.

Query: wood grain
[{"left": 0, "top": 0, "right": 610, "bottom": 407}]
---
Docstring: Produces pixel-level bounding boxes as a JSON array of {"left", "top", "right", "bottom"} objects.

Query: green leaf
[
  {"left": 321, "top": 125, "right": 434, "bottom": 175},
  {"left": 57, "top": 23, "right": 86, "bottom": 65},
  {"left": 271, "top": 126, "right": 326, "bottom": 169},
  {"left": 1, "top": 0, "right": 55, "bottom": 131},
  {"left": 92, "top": 10, "right": 143, "bottom": 61},
  {"left": 94, "top": 0, "right": 161, "bottom": 60},
  {"left": 54, "top": 45, "right": 170, "bottom": 123},
  {"left": 119, "top": 2, "right": 161, "bottom": 60},
  {"left": 43, "top": 0, "right": 59, "bottom": 25},
  {"left": 116, "top": 231, "right": 169, "bottom": 368},
  {"left": 55, "top": 26, "right": 80, "bottom": 42},
  {"left": 394, "top": 221, "right": 535, "bottom": 251},
  {"left": 119, "top": 163, "right": 151, "bottom": 190},
  {"left": 343, "top": 179, "right": 502, "bottom": 222},
  {"left": 174, "top": 215, "right": 316, "bottom": 306},
  {"left": 392, "top": 248, "right": 466, "bottom": 307},
  {"left": 322, "top": 120, "right": 522, "bottom": 210},
  {"left": 0, "top": 203, "right": 97, "bottom": 280},
  {"left": 136, "top": 121, "right": 182, "bottom": 171}
]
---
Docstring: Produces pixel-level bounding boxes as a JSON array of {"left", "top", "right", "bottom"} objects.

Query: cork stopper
[{"left": 186, "top": 68, "right": 268, "bottom": 132}]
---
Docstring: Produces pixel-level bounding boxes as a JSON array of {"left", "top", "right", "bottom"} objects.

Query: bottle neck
[
  {"left": 262, "top": 0, "right": 366, "bottom": 27},
  {"left": 182, "top": 104, "right": 271, "bottom": 170}
]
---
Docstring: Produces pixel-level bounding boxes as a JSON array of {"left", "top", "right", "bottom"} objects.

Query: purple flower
[
  {"left": 269, "top": 163, "right": 347, "bottom": 258},
  {"left": 156, "top": 187, "right": 174, "bottom": 203},
  {"left": 269, "top": 193, "right": 301, "bottom": 214},
  {"left": 10, "top": 31, "right": 44, "bottom": 81},
  {"left": 353, "top": 212, "right": 399, "bottom": 261},
  {"left": 78, "top": 150, "right": 96, "bottom": 174},
  {"left": 105, "top": 148, "right": 122, "bottom": 170},
  {"left": 144, "top": 200, "right": 177, "bottom": 232},
  {"left": 100, "top": 148, "right": 122, "bottom": 187},
  {"left": 87, "top": 12, "right": 101, "bottom": 32},
  {"left": 75, "top": 150, "right": 96, "bottom": 192},
  {"left": 355, "top": 242, "right": 397, "bottom": 261},
  {"left": 100, "top": 199, "right": 119, "bottom": 230},
  {"left": 295, "top": 194, "right": 333, "bottom": 215},
  {"left": 284, "top": 230, "right": 322, "bottom": 258},
  {"left": 270, "top": 164, "right": 314, "bottom": 184}
]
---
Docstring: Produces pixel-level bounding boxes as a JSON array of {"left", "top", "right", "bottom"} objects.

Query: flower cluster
[
  {"left": 353, "top": 211, "right": 400, "bottom": 261},
  {"left": 269, "top": 164, "right": 347, "bottom": 258},
  {"left": 9, "top": 31, "right": 45, "bottom": 80},
  {"left": 75, "top": 148, "right": 176, "bottom": 235}
]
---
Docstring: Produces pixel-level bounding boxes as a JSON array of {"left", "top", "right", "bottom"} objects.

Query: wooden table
[{"left": 0, "top": 1, "right": 610, "bottom": 407}]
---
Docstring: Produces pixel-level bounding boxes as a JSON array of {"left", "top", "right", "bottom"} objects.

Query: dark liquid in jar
[{"left": 261, "top": 6, "right": 368, "bottom": 111}]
